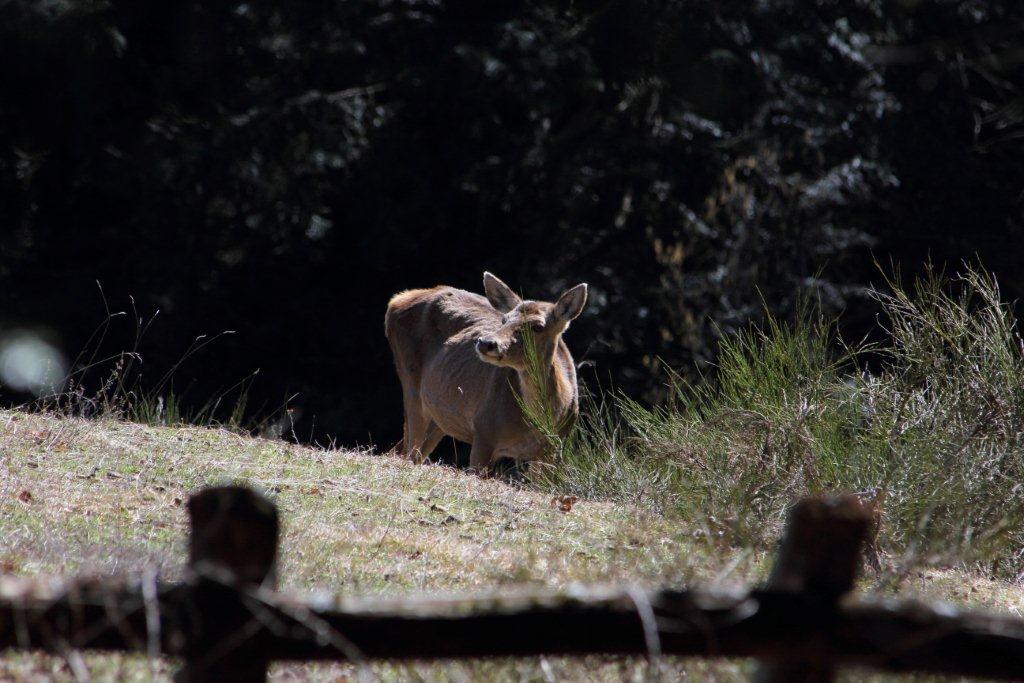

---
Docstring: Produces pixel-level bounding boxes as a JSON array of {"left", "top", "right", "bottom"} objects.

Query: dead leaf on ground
[{"left": 550, "top": 495, "right": 578, "bottom": 513}]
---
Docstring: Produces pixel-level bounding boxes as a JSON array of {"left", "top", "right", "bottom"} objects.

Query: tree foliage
[{"left": 1, "top": 0, "right": 1021, "bottom": 443}]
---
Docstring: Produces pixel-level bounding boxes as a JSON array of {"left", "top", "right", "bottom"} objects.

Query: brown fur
[{"left": 384, "top": 273, "right": 587, "bottom": 474}]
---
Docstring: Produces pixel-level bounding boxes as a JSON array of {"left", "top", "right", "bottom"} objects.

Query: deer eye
[{"left": 531, "top": 323, "right": 545, "bottom": 333}]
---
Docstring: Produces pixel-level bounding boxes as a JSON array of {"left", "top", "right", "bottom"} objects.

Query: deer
[{"left": 384, "top": 272, "right": 588, "bottom": 474}]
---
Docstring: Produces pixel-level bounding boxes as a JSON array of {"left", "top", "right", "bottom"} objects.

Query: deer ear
[
  {"left": 553, "top": 283, "right": 588, "bottom": 324},
  {"left": 483, "top": 272, "right": 521, "bottom": 312}
]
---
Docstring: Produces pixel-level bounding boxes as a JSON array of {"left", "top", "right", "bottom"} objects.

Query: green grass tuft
[{"left": 540, "top": 264, "right": 1024, "bottom": 576}]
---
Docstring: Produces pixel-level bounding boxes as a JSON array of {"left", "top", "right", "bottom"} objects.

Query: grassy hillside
[
  {"left": 1, "top": 409, "right": 1023, "bottom": 681},
  {"left": 3, "top": 265, "right": 1024, "bottom": 680}
]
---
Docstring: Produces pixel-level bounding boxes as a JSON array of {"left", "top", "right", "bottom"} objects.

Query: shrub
[{"left": 536, "top": 265, "right": 1024, "bottom": 575}]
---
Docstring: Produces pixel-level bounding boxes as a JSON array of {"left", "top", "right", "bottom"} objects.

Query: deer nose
[{"left": 476, "top": 338, "right": 497, "bottom": 355}]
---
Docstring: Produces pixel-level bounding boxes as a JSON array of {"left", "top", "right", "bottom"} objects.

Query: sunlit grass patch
[{"left": 0, "top": 408, "right": 747, "bottom": 679}]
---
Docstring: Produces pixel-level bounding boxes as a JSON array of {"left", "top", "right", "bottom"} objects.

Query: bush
[{"left": 537, "top": 265, "right": 1024, "bottom": 575}]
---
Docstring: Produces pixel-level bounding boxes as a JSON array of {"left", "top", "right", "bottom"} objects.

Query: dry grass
[{"left": 0, "top": 408, "right": 1021, "bottom": 681}]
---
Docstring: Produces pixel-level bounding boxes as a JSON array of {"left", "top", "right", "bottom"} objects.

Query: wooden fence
[{"left": 2, "top": 485, "right": 1024, "bottom": 681}]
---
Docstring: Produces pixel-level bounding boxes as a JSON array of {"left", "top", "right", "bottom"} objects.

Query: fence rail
[{"left": 2, "top": 486, "right": 1023, "bottom": 681}]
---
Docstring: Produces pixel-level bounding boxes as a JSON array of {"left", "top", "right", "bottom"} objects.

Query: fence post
[
  {"left": 753, "top": 495, "right": 874, "bottom": 683},
  {"left": 177, "top": 485, "right": 280, "bottom": 682}
]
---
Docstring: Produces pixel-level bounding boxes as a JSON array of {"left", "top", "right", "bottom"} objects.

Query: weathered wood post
[
  {"left": 753, "top": 495, "right": 874, "bottom": 683},
  {"left": 178, "top": 485, "right": 280, "bottom": 682}
]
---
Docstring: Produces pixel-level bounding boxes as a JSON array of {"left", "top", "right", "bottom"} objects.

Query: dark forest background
[{"left": 1, "top": 0, "right": 1022, "bottom": 446}]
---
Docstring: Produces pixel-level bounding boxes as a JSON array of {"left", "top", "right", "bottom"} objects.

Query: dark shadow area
[
  {"left": 492, "top": 459, "right": 530, "bottom": 485},
  {"left": 430, "top": 439, "right": 472, "bottom": 471},
  {"left": 0, "top": 1, "right": 1021, "bottom": 447}
]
